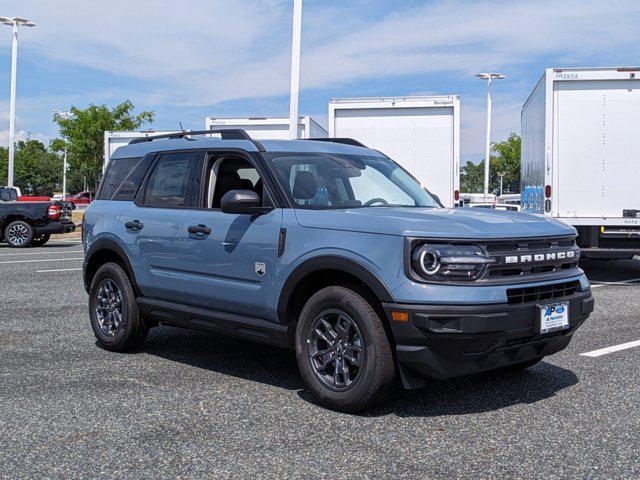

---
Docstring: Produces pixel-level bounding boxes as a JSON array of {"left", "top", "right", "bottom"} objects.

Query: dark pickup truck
[{"left": 0, "top": 187, "right": 75, "bottom": 248}]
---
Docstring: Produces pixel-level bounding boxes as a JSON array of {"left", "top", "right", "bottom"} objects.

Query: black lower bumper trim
[
  {"left": 383, "top": 291, "right": 594, "bottom": 389},
  {"left": 36, "top": 221, "right": 76, "bottom": 235}
]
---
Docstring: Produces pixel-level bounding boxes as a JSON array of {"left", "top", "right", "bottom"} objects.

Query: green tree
[
  {"left": 0, "top": 146, "right": 8, "bottom": 186},
  {"left": 0, "top": 139, "right": 62, "bottom": 195},
  {"left": 460, "top": 133, "right": 521, "bottom": 194},
  {"left": 490, "top": 132, "right": 521, "bottom": 193},
  {"left": 53, "top": 101, "right": 154, "bottom": 191},
  {"left": 15, "top": 140, "right": 63, "bottom": 195},
  {"left": 460, "top": 160, "right": 485, "bottom": 193}
]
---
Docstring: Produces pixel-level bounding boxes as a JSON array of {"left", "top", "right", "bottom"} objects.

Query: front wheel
[
  {"left": 4, "top": 220, "right": 34, "bottom": 248},
  {"left": 295, "top": 286, "right": 396, "bottom": 412},
  {"left": 89, "top": 262, "right": 148, "bottom": 352}
]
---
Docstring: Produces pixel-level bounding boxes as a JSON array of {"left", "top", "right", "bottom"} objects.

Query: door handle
[
  {"left": 125, "top": 220, "right": 144, "bottom": 231},
  {"left": 188, "top": 224, "right": 212, "bottom": 236}
]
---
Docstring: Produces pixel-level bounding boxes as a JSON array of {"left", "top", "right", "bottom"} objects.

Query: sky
[{"left": 0, "top": 0, "right": 638, "bottom": 164}]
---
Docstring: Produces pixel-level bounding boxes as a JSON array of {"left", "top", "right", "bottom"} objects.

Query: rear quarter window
[{"left": 98, "top": 156, "right": 154, "bottom": 201}]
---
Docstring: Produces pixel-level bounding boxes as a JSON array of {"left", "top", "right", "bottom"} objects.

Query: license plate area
[{"left": 538, "top": 302, "right": 570, "bottom": 334}]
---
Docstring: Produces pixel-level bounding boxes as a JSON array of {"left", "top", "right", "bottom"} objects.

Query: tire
[
  {"left": 31, "top": 234, "right": 51, "bottom": 247},
  {"left": 88, "top": 262, "right": 148, "bottom": 352},
  {"left": 502, "top": 357, "right": 543, "bottom": 371},
  {"left": 295, "top": 286, "right": 396, "bottom": 412},
  {"left": 4, "top": 220, "right": 34, "bottom": 248}
]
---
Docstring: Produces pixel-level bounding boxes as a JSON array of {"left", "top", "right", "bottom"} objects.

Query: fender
[
  {"left": 83, "top": 237, "right": 139, "bottom": 293},
  {"left": 276, "top": 255, "right": 394, "bottom": 324}
]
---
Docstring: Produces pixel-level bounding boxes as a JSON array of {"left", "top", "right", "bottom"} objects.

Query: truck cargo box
[
  {"left": 521, "top": 67, "right": 640, "bottom": 258},
  {"left": 328, "top": 96, "right": 460, "bottom": 208}
]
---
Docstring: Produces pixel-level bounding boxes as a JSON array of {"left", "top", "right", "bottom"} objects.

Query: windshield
[{"left": 269, "top": 153, "right": 441, "bottom": 209}]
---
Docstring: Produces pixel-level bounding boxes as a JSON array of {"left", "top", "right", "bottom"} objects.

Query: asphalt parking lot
[{"left": 1, "top": 240, "right": 639, "bottom": 479}]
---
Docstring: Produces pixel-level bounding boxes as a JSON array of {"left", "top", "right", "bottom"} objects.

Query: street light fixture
[
  {"left": 476, "top": 72, "right": 506, "bottom": 201},
  {"left": 1, "top": 17, "right": 36, "bottom": 187},
  {"left": 53, "top": 110, "right": 72, "bottom": 200}
]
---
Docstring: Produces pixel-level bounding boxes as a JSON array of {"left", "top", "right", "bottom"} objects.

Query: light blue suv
[{"left": 83, "top": 130, "right": 594, "bottom": 412}]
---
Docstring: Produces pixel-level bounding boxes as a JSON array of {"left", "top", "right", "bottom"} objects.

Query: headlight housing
[{"left": 410, "top": 243, "right": 496, "bottom": 282}]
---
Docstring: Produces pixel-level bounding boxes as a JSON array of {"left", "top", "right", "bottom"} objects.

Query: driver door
[{"left": 178, "top": 152, "right": 283, "bottom": 320}]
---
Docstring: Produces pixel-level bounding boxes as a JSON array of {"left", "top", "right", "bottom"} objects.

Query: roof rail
[
  {"left": 306, "top": 137, "right": 367, "bottom": 148},
  {"left": 128, "top": 129, "right": 266, "bottom": 152}
]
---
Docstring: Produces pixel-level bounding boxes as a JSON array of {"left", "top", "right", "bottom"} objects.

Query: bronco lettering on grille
[{"left": 504, "top": 250, "right": 576, "bottom": 264}]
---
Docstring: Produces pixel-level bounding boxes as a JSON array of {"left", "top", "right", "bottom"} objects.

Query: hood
[{"left": 294, "top": 207, "right": 576, "bottom": 239}]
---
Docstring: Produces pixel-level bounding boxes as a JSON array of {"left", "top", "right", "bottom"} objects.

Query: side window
[
  {"left": 143, "top": 153, "right": 195, "bottom": 207},
  {"left": 205, "top": 156, "right": 266, "bottom": 209},
  {"left": 97, "top": 157, "right": 141, "bottom": 200},
  {"left": 112, "top": 155, "right": 155, "bottom": 201}
]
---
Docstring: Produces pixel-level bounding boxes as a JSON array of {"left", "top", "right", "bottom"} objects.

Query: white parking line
[
  {"left": 590, "top": 277, "right": 640, "bottom": 287},
  {"left": 0, "top": 257, "right": 84, "bottom": 265},
  {"left": 0, "top": 250, "right": 84, "bottom": 257},
  {"left": 36, "top": 267, "right": 83, "bottom": 273},
  {"left": 581, "top": 340, "right": 640, "bottom": 357}
]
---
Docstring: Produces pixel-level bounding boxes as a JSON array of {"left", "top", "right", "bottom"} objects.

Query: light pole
[
  {"left": 498, "top": 172, "right": 506, "bottom": 196},
  {"left": 1, "top": 17, "right": 36, "bottom": 187},
  {"left": 53, "top": 110, "right": 71, "bottom": 199},
  {"left": 288, "top": 0, "right": 302, "bottom": 140},
  {"left": 476, "top": 72, "right": 506, "bottom": 201}
]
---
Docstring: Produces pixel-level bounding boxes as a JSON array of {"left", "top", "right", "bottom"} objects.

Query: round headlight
[{"left": 413, "top": 245, "right": 441, "bottom": 276}]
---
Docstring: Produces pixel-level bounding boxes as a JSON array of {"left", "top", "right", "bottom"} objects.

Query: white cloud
[
  {"left": 3, "top": 0, "right": 638, "bottom": 105},
  {"left": 1, "top": 0, "right": 639, "bottom": 156},
  {"left": 0, "top": 129, "right": 49, "bottom": 147}
]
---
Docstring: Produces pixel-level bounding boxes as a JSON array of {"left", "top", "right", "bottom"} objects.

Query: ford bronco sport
[{"left": 82, "top": 130, "right": 594, "bottom": 412}]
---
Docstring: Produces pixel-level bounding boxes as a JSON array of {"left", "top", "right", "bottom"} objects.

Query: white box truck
[
  {"left": 204, "top": 116, "right": 327, "bottom": 140},
  {"left": 521, "top": 67, "right": 640, "bottom": 259},
  {"left": 104, "top": 130, "right": 178, "bottom": 172},
  {"left": 328, "top": 96, "right": 460, "bottom": 208}
]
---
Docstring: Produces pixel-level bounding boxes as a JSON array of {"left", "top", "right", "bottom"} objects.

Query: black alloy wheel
[{"left": 308, "top": 309, "right": 365, "bottom": 391}]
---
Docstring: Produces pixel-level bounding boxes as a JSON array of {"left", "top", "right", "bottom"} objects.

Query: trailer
[
  {"left": 521, "top": 67, "right": 640, "bottom": 259},
  {"left": 204, "top": 116, "right": 327, "bottom": 140},
  {"left": 104, "top": 130, "right": 178, "bottom": 172},
  {"left": 328, "top": 96, "right": 460, "bottom": 208}
]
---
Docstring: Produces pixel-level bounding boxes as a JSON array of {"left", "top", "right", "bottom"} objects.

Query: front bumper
[
  {"left": 36, "top": 221, "right": 76, "bottom": 235},
  {"left": 383, "top": 290, "right": 594, "bottom": 389}
]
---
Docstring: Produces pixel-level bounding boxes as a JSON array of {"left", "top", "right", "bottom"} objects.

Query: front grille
[
  {"left": 506, "top": 280, "right": 580, "bottom": 305},
  {"left": 485, "top": 236, "right": 580, "bottom": 279}
]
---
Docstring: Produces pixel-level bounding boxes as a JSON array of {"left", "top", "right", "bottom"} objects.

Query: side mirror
[{"left": 221, "top": 189, "right": 268, "bottom": 214}]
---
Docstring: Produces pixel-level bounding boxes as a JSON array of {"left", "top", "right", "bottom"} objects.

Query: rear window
[
  {"left": 1, "top": 188, "right": 18, "bottom": 202},
  {"left": 98, "top": 156, "right": 153, "bottom": 200}
]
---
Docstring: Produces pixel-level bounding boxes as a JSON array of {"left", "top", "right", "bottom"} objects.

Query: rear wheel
[
  {"left": 4, "top": 220, "right": 34, "bottom": 248},
  {"left": 89, "top": 262, "right": 148, "bottom": 352},
  {"left": 295, "top": 286, "right": 396, "bottom": 412},
  {"left": 31, "top": 234, "right": 51, "bottom": 247}
]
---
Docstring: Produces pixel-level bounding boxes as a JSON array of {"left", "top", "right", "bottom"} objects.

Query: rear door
[
  {"left": 122, "top": 151, "right": 201, "bottom": 301},
  {"left": 178, "top": 151, "right": 283, "bottom": 320},
  {"left": 554, "top": 80, "right": 640, "bottom": 218}
]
